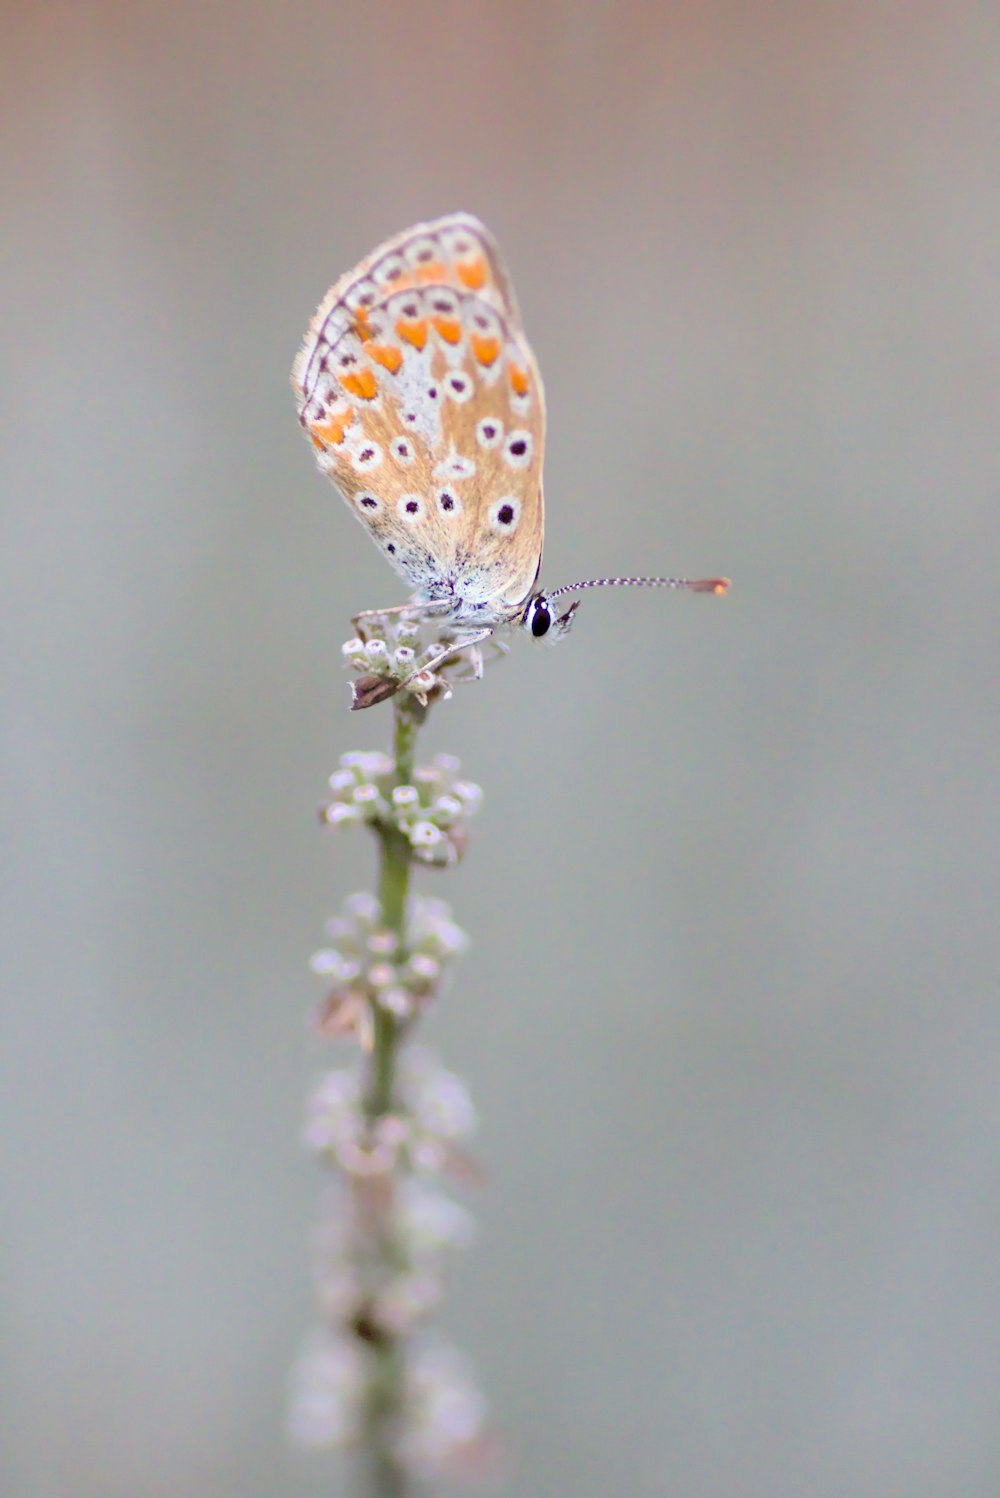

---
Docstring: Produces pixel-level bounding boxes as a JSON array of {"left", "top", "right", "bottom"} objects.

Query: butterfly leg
[
  {"left": 403, "top": 627, "right": 495, "bottom": 689},
  {"left": 448, "top": 635, "right": 510, "bottom": 683},
  {"left": 351, "top": 598, "right": 451, "bottom": 637}
]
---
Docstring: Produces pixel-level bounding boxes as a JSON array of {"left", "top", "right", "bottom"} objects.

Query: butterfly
[{"left": 292, "top": 214, "right": 728, "bottom": 688}]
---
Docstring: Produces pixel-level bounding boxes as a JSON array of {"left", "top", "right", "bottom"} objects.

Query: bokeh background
[{"left": 4, "top": 4, "right": 999, "bottom": 1495}]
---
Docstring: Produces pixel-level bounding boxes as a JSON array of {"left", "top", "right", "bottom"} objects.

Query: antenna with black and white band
[{"left": 524, "top": 574, "right": 730, "bottom": 638}]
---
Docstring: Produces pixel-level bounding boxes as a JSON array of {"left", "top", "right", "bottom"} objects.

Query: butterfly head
[{"left": 521, "top": 592, "right": 579, "bottom": 642}]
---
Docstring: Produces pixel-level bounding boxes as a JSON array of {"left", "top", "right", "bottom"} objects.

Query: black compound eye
[{"left": 530, "top": 601, "right": 551, "bottom": 638}]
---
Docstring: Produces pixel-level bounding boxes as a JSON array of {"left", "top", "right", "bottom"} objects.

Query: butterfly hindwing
[{"left": 292, "top": 215, "right": 545, "bottom": 624}]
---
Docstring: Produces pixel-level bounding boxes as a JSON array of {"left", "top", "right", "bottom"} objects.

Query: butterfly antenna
[{"left": 544, "top": 574, "right": 730, "bottom": 601}]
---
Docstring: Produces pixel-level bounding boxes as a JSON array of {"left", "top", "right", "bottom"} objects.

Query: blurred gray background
[{"left": 4, "top": 3, "right": 999, "bottom": 1495}]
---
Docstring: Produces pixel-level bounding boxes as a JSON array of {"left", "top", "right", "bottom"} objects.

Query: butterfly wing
[{"left": 292, "top": 214, "right": 545, "bottom": 626}]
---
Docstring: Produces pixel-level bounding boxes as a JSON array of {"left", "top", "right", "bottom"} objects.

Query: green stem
[
  {"left": 366, "top": 703, "right": 417, "bottom": 1119},
  {"left": 363, "top": 699, "right": 420, "bottom": 1498},
  {"left": 367, "top": 1443, "right": 406, "bottom": 1498}
]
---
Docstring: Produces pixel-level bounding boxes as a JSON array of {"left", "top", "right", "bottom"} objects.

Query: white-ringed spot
[
  {"left": 391, "top": 437, "right": 415, "bottom": 465},
  {"left": 406, "top": 237, "right": 439, "bottom": 268},
  {"left": 432, "top": 453, "right": 476, "bottom": 482},
  {"left": 476, "top": 416, "right": 503, "bottom": 448},
  {"left": 488, "top": 496, "right": 521, "bottom": 532},
  {"left": 429, "top": 290, "right": 460, "bottom": 318},
  {"left": 445, "top": 371, "right": 474, "bottom": 404},
  {"left": 375, "top": 253, "right": 406, "bottom": 286},
  {"left": 347, "top": 279, "right": 378, "bottom": 312},
  {"left": 397, "top": 493, "right": 425, "bottom": 524},
  {"left": 502, "top": 431, "right": 533, "bottom": 469},
  {"left": 351, "top": 442, "right": 383, "bottom": 474},
  {"left": 437, "top": 489, "right": 462, "bottom": 517}
]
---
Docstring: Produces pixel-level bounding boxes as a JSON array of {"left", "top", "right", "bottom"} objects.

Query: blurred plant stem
[
  {"left": 364, "top": 701, "right": 418, "bottom": 1497},
  {"left": 365, "top": 706, "right": 417, "bottom": 1121},
  {"left": 291, "top": 617, "right": 487, "bottom": 1489}
]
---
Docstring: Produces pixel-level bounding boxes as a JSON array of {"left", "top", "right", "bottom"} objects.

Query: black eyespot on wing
[
  {"left": 509, "top": 439, "right": 527, "bottom": 457},
  {"left": 497, "top": 503, "right": 514, "bottom": 525},
  {"left": 386, "top": 542, "right": 396, "bottom": 555}
]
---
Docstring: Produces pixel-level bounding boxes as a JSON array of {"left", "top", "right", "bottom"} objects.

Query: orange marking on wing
[
  {"left": 456, "top": 256, "right": 487, "bottom": 291},
  {"left": 339, "top": 367, "right": 378, "bottom": 401},
  {"left": 432, "top": 316, "right": 462, "bottom": 345},
  {"left": 415, "top": 261, "right": 446, "bottom": 284},
  {"left": 351, "top": 308, "right": 373, "bottom": 341},
  {"left": 396, "top": 316, "right": 428, "bottom": 350},
  {"left": 471, "top": 333, "right": 501, "bottom": 366},
  {"left": 308, "top": 408, "right": 354, "bottom": 446},
  {"left": 368, "top": 343, "right": 403, "bottom": 374},
  {"left": 508, "top": 363, "right": 529, "bottom": 396}
]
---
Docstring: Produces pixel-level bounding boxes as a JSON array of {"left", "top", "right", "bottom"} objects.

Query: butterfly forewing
[{"left": 292, "top": 215, "right": 545, "bottom": 626}]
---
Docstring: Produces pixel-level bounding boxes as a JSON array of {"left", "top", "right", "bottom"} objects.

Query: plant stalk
[{"left": 363, "top": 700, "right": 419, "bottom": 1497}]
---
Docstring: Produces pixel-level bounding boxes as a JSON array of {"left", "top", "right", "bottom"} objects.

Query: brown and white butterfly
[{"left": 292, "top": 213, "right": 728, "bottom": 676}]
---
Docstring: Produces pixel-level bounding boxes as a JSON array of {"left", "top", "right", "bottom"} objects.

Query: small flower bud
[
  {"left": 430, "top": 794, "right": 463, "bottom": 828},
  {"left": 352, "top": 783, "right": 384, "bottom": 817},
  {"left": 452, "top": 780, "right": 483, "bottom": 814},
  {"left": 375, "top": 1114, "right": 411, "bottom": 1151},
  {"left": 344, "top": 892, "right": 380, "bottom": 926},
  {"left": 322, "top": 802, "right": 360, "bottom": 827},
  {"left": 410, "top": 821, "right": 444, "bottom": 850},
  {"left": 341, "top": 637, "right": 366, "bottom": 662},
  {"left": 392, "top": 784, "right": 420, "bottom": 811},
  {"left": 423, "top": 916, "right": 469, "bottom": 958},
  {"left": 367, "top": 929, "right": 396, "bottom": 957},
  {"left": 310, "top": 949, "right": 358, "bottom": 980},
  {"left": 393, "top": 646, "right": 417, "bottom": 672},
  {"left": 381, "top": 986, "right": 416, "bottom": 1019},
  {"left": 364, "top": 638, "right": 389, "bottom": 667},
  {"left": 406, "top": 953, "right": 440, "bottom": 986},
  {"left": 287, "top": 1333, "right": 365, "bottom": 1449}
]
